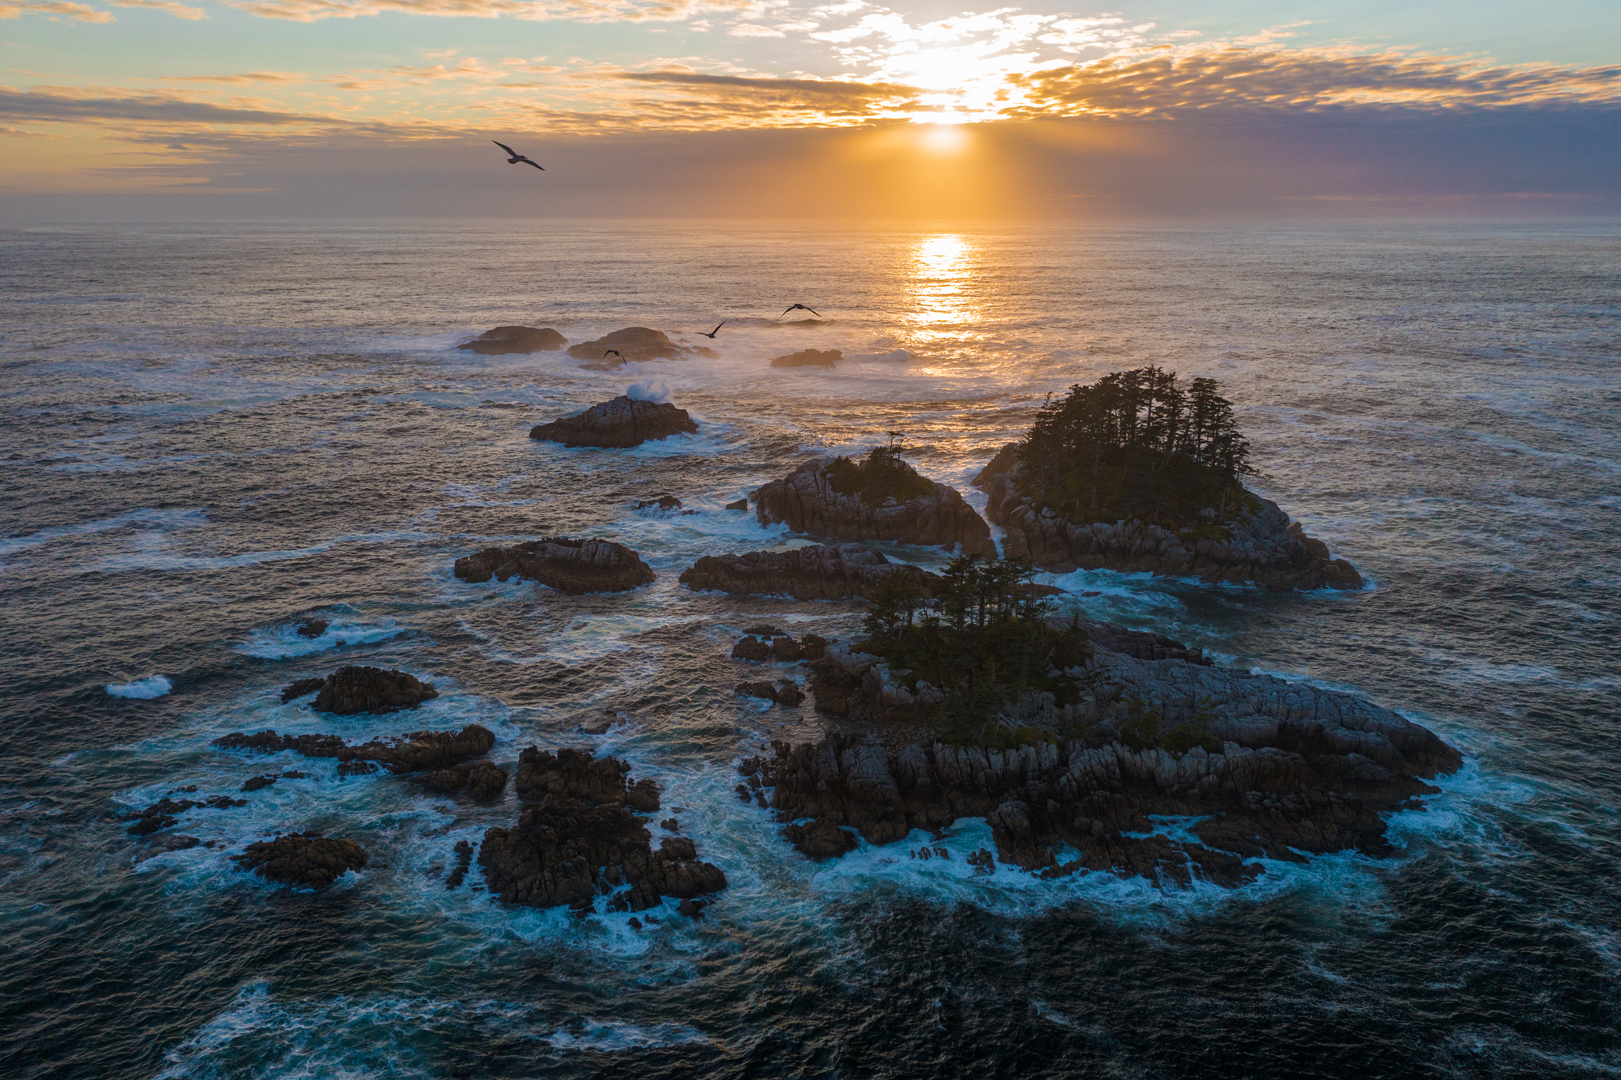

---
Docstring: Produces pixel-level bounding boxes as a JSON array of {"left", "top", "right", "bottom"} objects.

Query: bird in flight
[
  {"left": 604, "top": 349, "right": 624, "bottom": 360},
  {"left": 492, "top": 141, "right": 544, "bottom": 171},
  {"left": 781, "top": 304, "right": 821, "bottom": 318},
  {"left": 699, "top": 321, "right": 726, "bottom": 339}
]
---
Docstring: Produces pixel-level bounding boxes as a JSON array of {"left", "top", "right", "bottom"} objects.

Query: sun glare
[{"left": 919, "top": 122, "right": 969, "bottom": 152}]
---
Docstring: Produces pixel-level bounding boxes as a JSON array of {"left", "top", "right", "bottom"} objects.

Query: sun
[{"left": 918, "top": 121, "right": 969, "bottom": 152}]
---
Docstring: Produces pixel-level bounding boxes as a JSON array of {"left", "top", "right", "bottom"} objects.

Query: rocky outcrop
[
  {"left": 529, "top": 396, "right": 698, "bottom": 448},
  {"left": 214, "top": 723, "right": 496, "bottom": 775},
  {"left": 124, "top": 794, "right": 245, "bottom": 836},
  {"left": 420, "top": 760, "right": 508, "bottom": 799},
  {"left": 233, "top": 832, "right": 368, "bottom": 889},
  {"left": 977, "top": 455, "right": 1363, "bottom": 590},
  {"left": 311, "top": 666, "right": 438, "bottom": 715},
  {"left": 754, "top": 458, "right": 994, "bottom": 556},
  {"left": 478, "top": 748, "right": 728, "bottom": 913},
  {"left": 680, "top": 544, "right": 937, "bottom": 601},
  {"left": 295, "top": 618, "right": 328, "bottom": 638},
  {"left": 446, "top": 840, "right": 475, "bottom": 888},
  {"left": 731, "top": 631, "right": 830, "bottom": 663},
  {"left": 565, "top": 327, "right": 716, "bottom": 368},
  {"left": 635, "top": 495, "right": 682, "bottom": 511},
  {"left": 458, "top": 325, "right": 567, "bottom": 355},
  {"left": 755, "top": 628, "right": 1461, "bottom": 886},
  {"left": 454, "top": 537, "right": 654, "bottom": 594},
  {"left": 770, "top": 349, "right": 840, "bottom": 368},
  {"left": 736, "top": 680, "right": 806, "bottom": 706}
]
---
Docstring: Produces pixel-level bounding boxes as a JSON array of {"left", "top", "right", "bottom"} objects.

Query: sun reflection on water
[{"left": 905, "top": 234, "right": 980, "bottom": 353}]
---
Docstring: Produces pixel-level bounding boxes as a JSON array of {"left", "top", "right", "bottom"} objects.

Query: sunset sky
[{"left": 3, "top": 0, "right": 1618, "bottom": 217}]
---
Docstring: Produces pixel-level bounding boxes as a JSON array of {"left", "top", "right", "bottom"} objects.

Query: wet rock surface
[
  {"left": 977, "top": 451, "right": 1363, "bottom": 590},
  {"left": 125, "top": 795, "right": 246, "bottom": 836},
  {"left": 454, "top": 537, "right": 654, "bottom": 594},
  {"left": 529, "top": 395, "right": 699, "bottom": 448},
  {"left": 313, "top": 666, "right": 438, "bottom": 716},
  {"left": 735, "top": 680, "right": 806, "bottom": 706},
  {"left": 233, "top": 832, "right": 369, "bottom": 889},
  {"left": 420, "top": 760, "right": 508, "bottom": 799},
  {"left": 680, "top": 543, "right": 937, "bottom": 601},
  {"left": 214, "top": 723, "right": 496, "bottom": 775},
  {"left": 478, "top": 748, "right": 728, "bottom": 913},
  {"left": 294, "top": 618, "right": 328, "bottom": 638},
  {"left": 770, "top": 348, "right": 840, "bottom": 368},
  {"left": 565, "top": 327, "right": 716, "bottom": 368},
  {"left": 457, "top": 325, "right": 567, "bottom": 355},
  {"left": 445, "top": 840, "right": 475, "bottom": 888},
  {"left": 758, "top": 634, "right": 1462, "bottom": 886},
  {"left": 754, "top": 457, "right": 995, "bottom": 555},
  {"left": 730, "top": 631, "right": 830, "bottom": 663}
]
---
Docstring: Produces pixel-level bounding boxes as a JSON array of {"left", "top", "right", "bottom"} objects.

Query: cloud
[
  {"left": 222, "top": 0, "right": 774, "bottom": 22},
  {"left": 726, "top": 21, "right": 780, "bottom": 37},
  {"left": 0, "top": 0, "right": 115, "bottom": 22},
  {"left": 159, "top": 72, "right": 300, "bottom": 84},
  {"left": 109, "top": 0, "right": 206, "bottom": 17}
]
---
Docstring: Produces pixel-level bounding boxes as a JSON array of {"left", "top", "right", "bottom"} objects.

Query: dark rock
[
  {"left": 774, "top": 681, "right": 806, "bottom": 706},
  {"left": 454, "top": 537, "right": 654, "bottom": 594},
  {"left": 565, "top": 327, "right": 715, "bottom": 368},
  {"left": 731, "top": 637, "right": 772, "bottom": 661},
  {"left": 136, "top": 834, "right": 200, "bottom": 862},
  {"left": 736, "top": 680, "right": 780, "bottom": 702},
  {"left": 725, "top": 498, "right": 749, "bottom": 511},
  {"left": 457, "top": 325, "right": 567, "bottom": 355},
  {"left": 214, "top": 723, "right": 495, "bottom": 775},
  {"left": 233, "top": 831, "right": 368, "bottom": 889},
  {"left": 446, "top": 839, "right": 475, "bottom": 888},
  {"left": 577, "top": 710, "right": 620, "bottom": 735},
  {"left": 741, "top": 624, "right": 785, "bottom": 639},
  {"left": 295, "top": 618, "right": 329, "bottom": 639},
  {"left": 660, "top": 818, "right": 680, "bottom": 832},
  {"left": 125, "top": 795, "right": 245, "bottom": 836},
  {"left": 770, "top": 348, "right": 840, "bottom": 368},
  {"left": 635, "top": 495, "right": 682, "bottom": 511},
  {"left": 970, "top": 443, "right": 1021, "bottom": 488},
  {"left": 681, "top": 544, "right": 937, "bottom": 601},
  {"left": 979, "top": 454, "right": 1364, "bottom": 590},
  {"left": 782, "top": 818, "right": 858, "bottom": 860},
  {"left": 313, "top": 666, "right": 437, "bottom": 716},
  {"left": 421, "top": 760, "right": 508, "bottom": 800},
  {"left": 627, "top": 917, "right": 642, "bottom": 930},
  {"left": 281, "top": 770, "right": 308, "bottom": 779},
  {"left": 280, "top": 677, "right": 326, "bottom": 703},
  {"left": 753, "top": 457, "right": 994, "bottom": 555},
  {"left": 241, "top": 774, "right": 278, "bottom": 792},
  {"left": 530, "top": 395, "right": 699, "bottom": 448},
  {"left": 479, "top": 747, "right": 727, "bottom": 913},
  {"left": 676, "top": 898, "right": 707, "bottom": 919}
]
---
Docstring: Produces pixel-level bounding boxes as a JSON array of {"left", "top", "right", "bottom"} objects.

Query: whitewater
[{"left": 0, "top": 220, "right": 1616, "bottom": 1079}]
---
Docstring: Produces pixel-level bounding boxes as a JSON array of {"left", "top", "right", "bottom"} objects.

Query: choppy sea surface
[{"left": 0, "top": 220, "right": 1617, "bottom": 1079}]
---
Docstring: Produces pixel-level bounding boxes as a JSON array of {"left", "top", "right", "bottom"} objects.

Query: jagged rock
[
  {"left": 233, "top": 831, "right": 368, "bottom": 889},
  {"left": 454, "top": 537, "right": 654, "bottom": 594},
  {"left": 732, "top": 637, "right": 772, "bottom": 661},
  {"left": 977, "top": 453, "right": 1363, "bottom": 590},
  {"left": 295, "top": 618, "right": 328, "bottom": 638},
  {"left": 753, "top": 457, "right": 994, "bottom": 555},
  {"left": 125, "top": 795, "right": 245, "bottom": 836},
  {"left": 565, "top": 327, "right": 716, "bottom": 368},
  {"left": 742, "top": 624, "right": 785, "bottom": 638},
  {"left": 783, "top": 818, "right": 857, "bottom": 860},
  {"left": 529, "top": 395, "right": 698, "bottom": 448},
  {"left": 214, "top": 723, "right": 495, "bottom": 775},
  {"left": 421, "top": 760, "right": 508, "bottom": 799},
  {"left": 725, "top": 498, "right": 748, "bottom": 511},
  {"left": 635, "top": 495, "right": 682, "bottom": 511},
  {"left": 313, "top": 666, "right": 437, "bottom": 716},
  {"left": 457, "top": 325, "right": 567, "bottom": 355},
  {"left": 446, "top": 840, "right": 475, "bottom": 888},
  {"left": 681, "top": 544, "right": 937, "bottom": 601},
  {"left": 280, "top": 677, "right": 326, "bottom": 703},
  {"left": 479, "top": 747, "right": 728, "bottom": 912},
  {"left": 756, "top": 632, "right": 1462, "bottom": 885},
  {"left": 135, "top": 834, "right": 200, "bottom": 862},
  {"left": 770, "top": 349, "right": 840, "bottom": 368},
  {"left": 241, "top": 774, "right": 278, "bottom": 792},
  {"left": 731, "top": 632, "right": 829, "bottom": 662},
  {"left": 736, "top": 680, "right": 805, "bottom": 705}
]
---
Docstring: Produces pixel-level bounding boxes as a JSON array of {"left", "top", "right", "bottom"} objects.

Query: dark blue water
[{"left": 0, "top": 221, "right": 1617, "bottom": 1078}]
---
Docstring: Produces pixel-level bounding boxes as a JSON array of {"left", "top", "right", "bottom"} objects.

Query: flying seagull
[
  {"left": 781, "top": 304, "right": 821, "bottom": 318},
  {"left": 492, "top": 141, "right": 544, "bottom": 171},
  {"left": 699, "top": 321, "right": 726, "bottom": 339},
  {"left": 604, "top": 349, "right": 624, "bottom": 360}
]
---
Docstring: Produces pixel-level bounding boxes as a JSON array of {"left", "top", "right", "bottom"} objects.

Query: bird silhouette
[
  {"left": 492, "top": 141, "right": 544, "bottom": 171},
  {"left": 780, "top": 304, "right": 821, "bottom": 318},
  {"left": 604, "top": 349, "right": 624, "bottom": 360},
  {"left": 699, "top": 321, "right": 726, "bottom": 339}
]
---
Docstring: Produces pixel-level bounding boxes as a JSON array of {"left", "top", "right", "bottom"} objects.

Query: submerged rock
[
  {"left": 479, "top": 747, "right": 728, "bottom": 913},
  {"left": 635, "top": 494, "right": 682, "bottom": 511},
  {"left": 446, "top": 840, "right": 475, "bottom": 889},
  {"left": 124, "top": 794, "right": 246, "bottom": 836},
  {"left": 233, "top": 831, "right": 368, "bottom": 889},
  {"left": 454, "top": 537, "right": 654, "bottom": 594},
  {"left": 565, "top": 327, "right": 715, "bottom": 368},
  {"left": 735, "top": 680, "right": 805, "bottom": 706},
  {"left": 725, "top": 498, "right": 748, "bottom": 511},
  {"left": 976, "top": 449, "right": 1363, "bottom": 590},
  {"left": 214, "top": 723, "right": 495, "bottom": 775},
  {"left": 457, "top": 325, "right": 567, "bottom": 355},
  {"left": 280, "top": 677, "right": 326, "bottom": 703},
  {"left": 529, "top": 395, "right": 698, "bottom": 448},
  {"left": 770, "top": 348, "right": 840, "bottom": 368},
  {"left": 680, "top": 543, "right": 936, "bottom": 601},
  {"left": 753, "top": 456, "right": 994, "bottom": 555},
  {"left": 295, "top": 618, "right": 328, "bottom": 639}
]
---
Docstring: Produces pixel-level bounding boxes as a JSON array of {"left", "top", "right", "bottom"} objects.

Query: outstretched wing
[
  {"left": 806, "top": 307, "right": 821, "bottom": 316},
  {"left": 520, "top": 157, "right": 544, "bottom": 170},
  {"left": 493, "top": 140, "right": 517, "bottom": 156},
  {"left": 711, "top": 321, "right": 725, "bottom": 333},
  {"left": 781, "top": 306, "right": 796, "bottom": 317}
]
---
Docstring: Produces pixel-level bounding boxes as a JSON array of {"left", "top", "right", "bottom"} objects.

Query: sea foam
[{"left": 107, "top": 675, "right": 172, "bottom": 699}]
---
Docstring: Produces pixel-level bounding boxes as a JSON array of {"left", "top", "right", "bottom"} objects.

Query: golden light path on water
[{"left": 904, "top": 234, "right": 981, "bottom": 379}]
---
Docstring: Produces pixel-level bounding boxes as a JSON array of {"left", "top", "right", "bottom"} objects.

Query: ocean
[{"left": 0, "top": 219, "right": 1616, "bottom": 1079}]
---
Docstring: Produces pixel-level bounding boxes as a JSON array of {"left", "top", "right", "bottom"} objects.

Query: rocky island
[
  {"left": 736, "top": 554, "right": 1460, "bottom": 886},
  {"left": 529, "top": 395, "right": 698, "bottom": 448},
  {"left": 680, "top": 543, "right": 935, "bottom": 601},
  {"left": 753, "top": 444, "right": 995, "bottom": 556},
  {"left": 566, "top": 327, "right": 717, "bottom": 369},
  {"left": 454, "top": 537, "right": 654, "bottom": 594},
  {"left": 457, "top": 325, "right": 567, "bottom": 355},
  {"left": 975, "top": 367, "right": 1362, "bottom": 589}
]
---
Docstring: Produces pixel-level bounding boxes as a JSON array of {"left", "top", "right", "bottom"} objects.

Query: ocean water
[{"left": 0, "top": 220, "right": 1617, "bottom": 1079}]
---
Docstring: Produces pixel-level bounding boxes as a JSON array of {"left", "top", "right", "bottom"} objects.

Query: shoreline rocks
[
  {"left": 565, "top": 327, "right": 717, "bottom": 368},
  {"left": 680, "top": 544, "right": 936, "bottom": 601},
  {"left": 770, "top": 349, "right": 840, "bottom": 368},
  {"left": 976, "top": 449, "right": 1363, "bottom": 590},
  {"left": 215, "top": 723, "right": 496, "bottom": 776},
  {"left": 458, "top": 326, "right": 567, "bottom": 355},
  {"left": 479, "top": 747, "right": 728, "bottom": 913},
  {"left": 233, "top": 832, "right": 368, "bottom": 889},
  {"left": 529, "top": 395, "right": 698, "bottom": 448},
  {"left": 454, "top": 537, "right": 654, "bottom": 594},
  {"left": 754, "top": 457, "right": 995, "bottom": 556}
]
